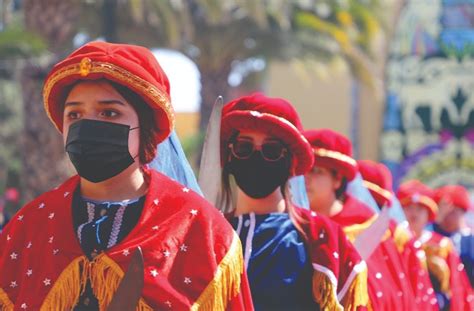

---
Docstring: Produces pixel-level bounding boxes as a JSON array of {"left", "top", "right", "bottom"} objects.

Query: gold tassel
[
  {"left": 393, "top": 225, "right": 411, "bottom": 253},
  {"left": 89, "top": 255, "right": 152, "bottom": 311},
  {"left": 312, "top": 271, "right": 344, "bottom": 311},
  {"left": 340, "top": 265, "right": 370, "bottom": 311},
  {"left": 427, "top": 255, "right": 451, "bottom": 294},
  {"left": 0, "top": 288, "right": 13, "bottom": 311},
  {"left": 191, "top": 232, "right": 244, "bottom": 311},
  {"left": 40, "top": 256, "right": 88, "bottom": 311}
]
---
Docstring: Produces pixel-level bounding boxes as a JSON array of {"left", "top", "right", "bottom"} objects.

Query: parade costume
[
  {"left": 432, "top": 185, "right": 474, "bottom": 287},
  {"left": 214, "top": 94, "right": 369, "bottom": 310},
  {"left": 303, "top": 129, "right": 418, "bottom": 310},
  {"left": 0, "top": 42, "right": 252, "bottom": 310},
  {"left": 358, "top": 160, "right": 438, "bottom": 310},
  {"left": 398, "top": 181, "right": 474, "bottom": 311}
]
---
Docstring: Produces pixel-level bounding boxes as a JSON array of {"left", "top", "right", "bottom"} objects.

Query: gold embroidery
[
  {"left": 313, "top": 148, "right": 357, "bottom": 167},
  {"left": 362, "top": 180, "right": 392, "bottom": 201},
  {"left": 43, "top": 61, "right": 174, "bottom": 135}
]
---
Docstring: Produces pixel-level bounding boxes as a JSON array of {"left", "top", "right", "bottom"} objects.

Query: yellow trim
[
  {"left": 312, "top": 270, "right": 343, "bottom": 311},
  {"left": 343, "top": 215, "right": 391, "bottom": 243},
  {"left": 340, "top": 265, "right": 369, "bottom": 311},
  {"left": 362, "top": 180, "right": 392, "bottom": 202},
  {"left": 42, "top": 60, "right": 174, "bottom": 134},
  {"left": 0, "top": 288, "right": 13, "bottom": 311},
  {"left": 393, "top": 224, "right": 411, "bottom": 253},
  {"left": 313, "top": 148, "right": 357, "bottom": 167},
  {"left": 40, "top": 255, "right": 152, "bottom": 311},
  {"left": 191, "top": 232, "right": 244, "bottom": 311},
  {"left": 400, "top": 195, "right": 438, "bottom": 216}
]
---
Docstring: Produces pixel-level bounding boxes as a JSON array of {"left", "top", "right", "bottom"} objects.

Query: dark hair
[
  {"left": 62, "top": 79, "right": 159, "bottom": 164},
  {"left": 221, "top": 133, "right": 308, "bottom": 239},
  {"left": 108, "top": 81, "right": 158, "bottom": 164},
  {"left": 331, "top": 169, "right": 348, "bottom": 200}
]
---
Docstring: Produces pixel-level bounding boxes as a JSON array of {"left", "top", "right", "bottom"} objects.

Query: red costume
[
  {"left": 358, "top": 160, "right": 438, "bottom": 310},
  {"left": 303, "top": 129, "right": 419, "bottom": 310},
  {"left": 0, "top": 42, "right": 252, "bottom": 310},
  {"left": 398, "top": 180, "right": 474, "bottom": 311},
  {"left": 219, "top": 94, "right": 369, "bottom": 310}
]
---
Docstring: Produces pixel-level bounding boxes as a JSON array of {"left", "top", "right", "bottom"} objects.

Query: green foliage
[{"left": 0, "top": 26, "right": 46, "bottom": 59}]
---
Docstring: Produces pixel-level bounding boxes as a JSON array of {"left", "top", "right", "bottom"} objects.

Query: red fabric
[
  {"left": 392, "top": 223, "right": 439, "bottom": 310},
  {"left": 422, "top": 231, "right": 474, "bottom": 311},
  {"left": 44, "top": 41, "right": 173, "bottom": 143},
  {"left": 0, "top": 170, "right": 252, "bottom": 310},
  {"left": 397, "top": 180, "right": 438, "bottom": 222},
  {"left": 358, "top": 160, "right": 393, "bottom": 207},
  {"left": 434, "top": 185, "right": 471, "bottom": 212},
  {"left": 298, "top": 208, "right": 368, "bottom": 310},
  {"left": 332, "top": 195, "right": 418, "bottom": 310},
  {"left": 220, "top": 93, "right": 313, "bottom": 175},
  {"left": 303, "top": 129, "right": 357, "bottom": 181}
]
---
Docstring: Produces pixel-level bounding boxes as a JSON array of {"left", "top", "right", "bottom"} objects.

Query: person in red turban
[
  {"left": 398, "top": 180, "right": 474, "bottom": 310},
  {"left": 303, "top": 129, "right": 418, "bottom": 310},
  {"left": 358, "top": 160, "right": 438, "bottom": 309},
  {"left": 218, "top": 94, "right": 369, "bottom": 310},
  {"left": 0, "top": 42, "right": 253, "bottom": 310},
  {"left": 431, "top": 185, "right": 474, "bottom": 287}
]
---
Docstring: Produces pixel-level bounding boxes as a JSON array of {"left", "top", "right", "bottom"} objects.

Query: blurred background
[{"left": 0, "top": 0, "right": 473, "bottom": 219}]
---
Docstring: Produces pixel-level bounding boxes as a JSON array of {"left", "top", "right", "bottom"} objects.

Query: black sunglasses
[{"left": 229, "top": 138, "right": 288, "bottom": 162}]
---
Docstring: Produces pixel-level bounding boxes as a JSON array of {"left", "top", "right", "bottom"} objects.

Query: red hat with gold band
[
  {"left": 302, "top": 129, "right": 357, "bottom": 181},
  {"left": 220, "top": 93, "right": 313, "bottom": 176},
  {"left": 358, "top": 160, "right": 393, "bottom": 207},
  {"left": 434, "top": 185, "right": 471, "bottom": 212},
  {"left": 397, "top": 180, "right": 438, "bottom": 222},
  {"left": 43, "top": 41, "right": 174, "bottom": 143}
]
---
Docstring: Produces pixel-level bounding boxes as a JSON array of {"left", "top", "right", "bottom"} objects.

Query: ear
[{"left": 332, "top": 171, "right": 343, "bottom": 191}]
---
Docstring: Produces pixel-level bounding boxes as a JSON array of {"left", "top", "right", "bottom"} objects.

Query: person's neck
[
  {"left": 311, "top": 198, "right": 343, "bottom": 217},
  {"left": 234, "top": 188, "right": 285, "bottom": 216},
  {"left": 436, "top": 222, "right": 461, "bottom": 235},
  {"left": 80, "top": 163, "right": 148, "bottom": 202}
]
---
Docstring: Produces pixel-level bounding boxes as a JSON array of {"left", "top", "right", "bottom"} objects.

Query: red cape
[
  {"left": 297, "top": 208, "right": 369, "bottom": 310},
  {"left": 391, "top": 222, "right": 439, "bottom": 310},
  {"left": 418, "top": 230, "right": 474, "bottom": 311},
  {"left": 331, "top": 195, "right": 418, "bottom": 310},
  {"left": 0, "top": 170, "right": 253, "bottom": 310}
]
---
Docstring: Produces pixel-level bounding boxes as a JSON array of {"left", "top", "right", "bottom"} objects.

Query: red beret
[
  {"left": 358, "top": 160, "right": 393, "bottom": 207},
  {"left": 434, "top": 185, "right": 471, "bottom": 212},
  {"left": 397, "top": 180, "right": 438, "bottom": 222},
  {"left": 220, "top": 93, "right": 313, "bottom": 176},
  {"left": 302, "top": 129, "right": 357, "bottom": 181},
  {"left": 43, "top": 41, "right": 174, "bottom": 143}
]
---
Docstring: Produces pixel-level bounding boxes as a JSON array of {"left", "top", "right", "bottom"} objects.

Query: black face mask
[
  {"left": 228, "top": 153, "right": 290, "bottom": 199},
  {"left": 65, "top": 119, "right": 138, "bottom": 183}
]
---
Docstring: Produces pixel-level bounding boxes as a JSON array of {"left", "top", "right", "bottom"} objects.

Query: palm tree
[{"left": 92, "top": 0, "right": 384, "bottom": 139}]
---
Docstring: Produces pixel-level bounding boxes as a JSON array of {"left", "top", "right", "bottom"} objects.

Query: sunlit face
[
  {"left": 439, "top": 205, "right": 465, "bottom": 233},
  {"left": 404, "top": 204, "right": 429, "bottom": 235},
  {"left": 62, "top": 80, "right": 140, "bottom": 161},
  {"left": 304, "top": 165, "right": 342, "bottom": 215}
]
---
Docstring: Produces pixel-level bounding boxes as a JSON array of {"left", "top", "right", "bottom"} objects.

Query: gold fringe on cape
[
  {"left": 0, "top": 288, "right": 13, "bottom": 311},
  {"left": 191, "top": 232, "right": 244, "bottom": 311},
  {"left": 393, "top": 225, "right": 411, "bottom": 253},
  {"left": 312, "top": 270, "right": 344, "bottom": 311},
  {"left": 340, "top": 264, "right": 370, "bottom": 311},
  {"left": 40, "top": 255, "right": 152, "bottom": 311}
]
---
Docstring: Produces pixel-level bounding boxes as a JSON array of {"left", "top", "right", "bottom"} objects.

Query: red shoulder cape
[
  {"left": 420, "top": 231, "right": 474, "bottom": 311},
  {"left": 331, "top": 195, "right": 418, "bottom": 310},
  {"left": 0, "top": 170, "right": 252, "bottom": 310}
]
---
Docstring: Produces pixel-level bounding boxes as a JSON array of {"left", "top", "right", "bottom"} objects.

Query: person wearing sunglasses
[
  {"left": 303, "top": 129, "right": 420, "bottom": 311},
  {"left": 0, "top": 42, "right": 253, "bottom": 310},
  {"left": 219, "top": 93, "right": 369, "bottom": 310}
]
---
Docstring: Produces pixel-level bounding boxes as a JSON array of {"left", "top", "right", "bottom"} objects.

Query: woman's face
[
  {"left": 62, "top": 80, "right": 140, "bottom": 160},
  {"left": 304, "top": 165, "right": 342, "bottom": 215},
  {"left": 404, "top": 204, "right": 429, "bottom": 235}
]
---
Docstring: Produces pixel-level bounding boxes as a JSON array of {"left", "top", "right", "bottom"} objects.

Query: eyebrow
[{"left": 64, "top": 99, "right": 126, "bottom": 107}]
